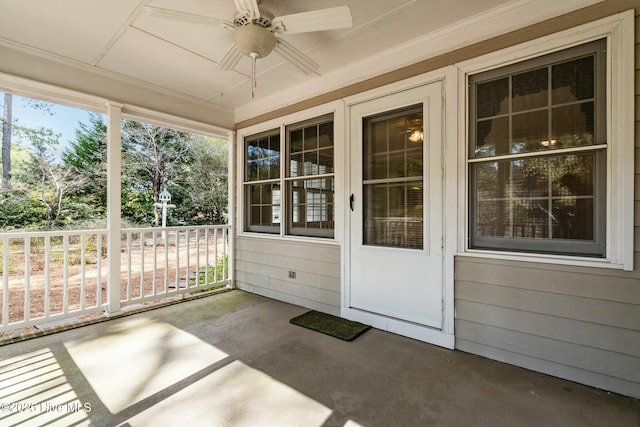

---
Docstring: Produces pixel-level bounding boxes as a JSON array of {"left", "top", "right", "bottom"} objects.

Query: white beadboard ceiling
[{"left": 0, "top": 0, "right": 525, "bottom": 121}]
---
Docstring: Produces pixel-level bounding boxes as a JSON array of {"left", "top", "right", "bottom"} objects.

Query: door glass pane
[
  {"left": 363, "top": 182, "right": 423, "bottom": 249},
  {"left": 362, "top": 104, "right": 424, "bottom": 250}
]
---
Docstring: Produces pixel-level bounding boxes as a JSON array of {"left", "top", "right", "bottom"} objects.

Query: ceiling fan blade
[
  {"left": 234, "top": 0, "right": 261, "bottom": 19},
  {"left": 272, "top": 6, "right": 353, "bottom": 34},
  {"left": 143, "top": 6, "right": 234, "bottom": 29},
  {"left": 274, "top": 38, "right": 319, "bottom": 75},
  {"left": 217, "top": 44, "right": 244, "bottom": 71}
]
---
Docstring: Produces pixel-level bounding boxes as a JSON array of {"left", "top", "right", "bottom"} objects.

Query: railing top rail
[
  {"left": 0, "top": 224, "right": 231, "bottom": 239},
  {"left": 0, "top": 229, "right": 109, "bottom": 239},
  {"left": 122, "top": 224, "right": 230, "bottom": 232}
]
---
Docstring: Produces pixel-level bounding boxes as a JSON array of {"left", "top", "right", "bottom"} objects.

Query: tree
[
  {"left": 62, "top": 113, "right": 108, "bottom": 217},
  {"left": 1, "top": 107, "right": 230, "bottom": 230},
  {"left": 176, "top": 136, "right": 228, "bottom": 224},
  {"left": 1, "top": 94, "right": 54, "bottom": 193},
  {"left": 2, "top": 93, "right": 12, "bottom": 190},
  {"left": 122, "top": 121, "right": 192, "bottom": 226},
  {"left": 0, "top": 146, "right": 44, "bottom": 229},
  {"left": 13, "top": 126, "right": 86, "bottom": 230}
]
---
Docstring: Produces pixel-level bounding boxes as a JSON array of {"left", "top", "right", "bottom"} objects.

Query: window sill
[
  {"left": 457, "top": 248, "right": 626, "bottom": 271},
  {"left": 238, "top": 231, "right": 340, "bottom": 247}
]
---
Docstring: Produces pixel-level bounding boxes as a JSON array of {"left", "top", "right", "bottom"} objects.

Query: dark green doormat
[{"left": 290, "top": 310, "right": 371, "bottom": 341}]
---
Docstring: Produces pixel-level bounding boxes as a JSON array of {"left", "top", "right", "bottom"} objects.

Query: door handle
[{"left": 349, "top": 194, "right": 354, "bottom": 211}]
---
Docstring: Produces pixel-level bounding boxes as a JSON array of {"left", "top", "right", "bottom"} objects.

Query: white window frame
[
  {"left": 236, "top": 101, "right": 344, "bottom": 245},
  {"left": 456, "top": 10, "right": 635, "bottom": 270}
]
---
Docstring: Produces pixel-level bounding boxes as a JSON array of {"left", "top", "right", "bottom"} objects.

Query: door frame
[{"left": 341, "top": 67, "right": 458, "bottom": 349}]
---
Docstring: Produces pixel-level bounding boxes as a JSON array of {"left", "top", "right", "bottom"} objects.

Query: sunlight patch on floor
[
  {"left": 125, "top": 360, "right": 333, "bottom": 427},
  {"left": 65, "top": 316, "right": 228, "bottom": 414},
  {"left": 0, "top": 349, "right": 89, "bottom": 426}
]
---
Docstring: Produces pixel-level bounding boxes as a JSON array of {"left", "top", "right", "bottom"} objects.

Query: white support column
[
  {"left": 226, "top": 131, "right": 236, "bottom": 289},
  {"left": 105, "top": 102, "right": 123, "bottom": 316}
]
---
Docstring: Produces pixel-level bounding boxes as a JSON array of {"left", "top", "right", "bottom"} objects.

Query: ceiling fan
[{"left": 144, "top": 0, "right": 353, "bottom": 98}]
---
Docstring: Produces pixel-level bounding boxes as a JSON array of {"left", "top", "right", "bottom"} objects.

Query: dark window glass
[{"left": 469, "top": 40, "right": 606, "bottom": 257}]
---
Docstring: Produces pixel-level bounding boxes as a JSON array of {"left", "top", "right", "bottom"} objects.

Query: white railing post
[
  {"left": 105, "top": 102, "right": 123, "bottom": 316},
  {"left": 2, "top": 237, "right": 9, "bottom": 327},
  {"left": 226, "top": 131, "right": 235, "bottom": 289}
]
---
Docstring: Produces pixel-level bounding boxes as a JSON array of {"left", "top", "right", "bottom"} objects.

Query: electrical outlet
[{"left": 288, "top": 271, "right": 296, "bottom": 279}]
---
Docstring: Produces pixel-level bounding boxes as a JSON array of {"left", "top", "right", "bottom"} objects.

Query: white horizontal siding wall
[
  {"left": 455, "top": 7, "right": 640, "bottom": 399},
  {"left": 454, "top": 256, "right": 640, "bottom": 398},
  {"left": 235, "top": 237, "right": 341, "bottom": 315}
]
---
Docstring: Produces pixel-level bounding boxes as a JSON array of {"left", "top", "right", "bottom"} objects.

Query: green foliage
[
  {"left": 1, "top": 98, "right": 228, "bottom": 231},
  {"left": 63, "top": 113, "right": 108, "bottom": 218},
  {"left": 121, "top": 187, "right": 154, "bottom": 225},
  {"left": 189, "top": 255, "right": 229, "bottom": 292},
  {"left": 0, "top": 190, "right": 46, "bottom": 229},
  {"left": 176, "top": 136, "right": 228, "bottom": 224}
]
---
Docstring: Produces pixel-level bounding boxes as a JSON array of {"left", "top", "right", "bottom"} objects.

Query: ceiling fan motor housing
[{"left": 233, "top": 24, "right": 277, "bottom": 58}]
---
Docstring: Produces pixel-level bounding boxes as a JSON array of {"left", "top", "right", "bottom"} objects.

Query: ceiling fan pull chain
[{"left": 250, "top": 52, "right": 258, "bottom": 99}]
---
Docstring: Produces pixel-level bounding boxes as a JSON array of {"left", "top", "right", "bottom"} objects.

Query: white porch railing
[{"left": 0, "top": 225, "right": 232, "bottom": 333}]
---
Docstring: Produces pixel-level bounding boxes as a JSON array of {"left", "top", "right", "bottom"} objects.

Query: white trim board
[
  {"left": 342, "top": 67, "right": 458, "bottom": 349},
  {"left": 235, "top": 0, "right": 605, "bottom": 122},
  {"left": 342, "top": 308, "right": 455, "bottom": 350},
  {"left": 0, "top": 41, "right": 235, "bottom": 128},
  {"left": 0, "top": 71, "right": 232, "bottom": 138},
  {"left": 235, "top": 100, "right": 346, "bottom": 243}
]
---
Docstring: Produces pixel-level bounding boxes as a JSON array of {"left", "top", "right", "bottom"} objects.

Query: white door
[{"left": 348, "top": 82, "right": 443, "bottom": 329}]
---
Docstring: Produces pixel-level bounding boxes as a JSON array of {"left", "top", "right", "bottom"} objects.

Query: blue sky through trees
[{"left": 1, "top": 93, "right": 99, "bottom": 158}]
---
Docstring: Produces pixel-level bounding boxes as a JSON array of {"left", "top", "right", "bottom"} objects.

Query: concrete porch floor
[{"left": 1, "top": 290, "right": 638, "bottom": 427}]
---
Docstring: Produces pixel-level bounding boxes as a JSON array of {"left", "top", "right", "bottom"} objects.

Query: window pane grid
[
  {"left": 288, "top": 178, "right": 335, "bottom": 238},
  {"left": 245, "top": 182, "right": 281, "bottom": 233},
  {"left": 468, "top": 39, "right": 606, "bottom": 257},
  {"left": 472, "top": 152, "right": 601, "bottom": 244},
  {"left": 244, "top": 115, "right": 334, "bottom": 238},
  {"left": 286, "top": 117, "right": 335, "bottom": 238},
  {"left": 473, "top": 54, "right": 598, "bottom": 159},
  {"left": 246, "top": 132, "right": 281, "bottom": 182},
  {"left": 289, "top": 121, "right": 334, "bottom": 178}
]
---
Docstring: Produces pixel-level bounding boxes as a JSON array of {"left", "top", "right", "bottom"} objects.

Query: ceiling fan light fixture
[
  {"left": 232, "top": 24, "right": 276, "bottom": 57},
  {"left": 147, "top": 0, "right": 353, "bottom": 99}
]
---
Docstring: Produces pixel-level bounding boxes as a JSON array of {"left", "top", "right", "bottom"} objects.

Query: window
[
  {"left": 468, "top": 40, "right": 606, "bottom": 257},
  {"left": 244, "top": 114, "right": 335, "bottom": 238},
  {"left": 245, "top": 130, "right": 281, "bottom": 233}
]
